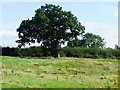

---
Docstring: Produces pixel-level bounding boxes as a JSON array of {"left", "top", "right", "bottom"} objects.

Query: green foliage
[
  {"left": 68, "top": 33, "right": 105, "bottom": 48},
  {"left": 2, "top": 46, "right": 120, "bottom": 60},
  {"left": 67, "top": 38, "right": 81, "bottom": 47},
  {"left": 29, "top": 46, "right": 43, "bottom": 57},
  {"left": 16, "top": 4, "right": 85, "bottom": 57},
  {"left": 2, "top": 46, "right": 43, "bottom": 57},
  {"left": 60, "top": 47, "right": 99, "bottom": 58},
  {"left": 2, "top": 47, "right": 21, "bottom": 56},
  {"left": 81, "top": 33, "right": 105, "bottom": 48},
  {"left": 60, "top": 47, "right": 120, "bottom": 59}
]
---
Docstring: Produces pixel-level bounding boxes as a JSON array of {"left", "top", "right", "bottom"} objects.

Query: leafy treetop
[{"left": 16, "top": 4, "right": 85, "bottom": 57}]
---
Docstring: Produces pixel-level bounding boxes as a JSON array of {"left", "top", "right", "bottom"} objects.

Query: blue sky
[{"left": 0, "top": 1, "right": 118, "bottom": 48}]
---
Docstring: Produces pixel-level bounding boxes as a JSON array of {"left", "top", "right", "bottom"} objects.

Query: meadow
[{"left": 0, "top": 56, "right": 118, "bottom": 88}]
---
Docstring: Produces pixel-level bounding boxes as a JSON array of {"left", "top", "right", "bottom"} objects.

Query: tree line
[{"left": 1, "top": 45, "right": 120, "bottom": 60}]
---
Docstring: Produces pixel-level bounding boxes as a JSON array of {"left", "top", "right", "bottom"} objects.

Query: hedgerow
[{"left": 1, "top": 46, "right": 120, "bottom": 60}]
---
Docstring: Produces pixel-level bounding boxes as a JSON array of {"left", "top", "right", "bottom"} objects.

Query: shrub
[{"left": 60, "top": 47, "right": 120, "bottom": 59}]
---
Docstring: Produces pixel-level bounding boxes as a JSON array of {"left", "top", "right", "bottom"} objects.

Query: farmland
[{"left": 1, "top": 56, "right": 118, "bottom": 88}]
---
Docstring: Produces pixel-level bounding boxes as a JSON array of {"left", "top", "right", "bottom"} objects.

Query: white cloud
[
  {"left": 0, "top": 30, "right": 18, "bottom": 38},
  {"left": 0, "top": 22, "right": 20, "bottom": 38},
  {"left": 0, "top": 30, "right": 18, "bottom": 47},
  {"left": 82, "top": 22, "right": 118, "bottom": 48}
]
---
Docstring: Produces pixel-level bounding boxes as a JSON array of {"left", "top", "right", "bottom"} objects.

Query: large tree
[
  {"left": 16, "top": 4, "right": 85, "bottom": 57},
  {"left": 67, "top": 38, "right": 81, "bottom": 47}
]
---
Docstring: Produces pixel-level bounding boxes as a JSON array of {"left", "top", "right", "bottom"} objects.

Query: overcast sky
[{"left": 0, "top": 0, "right": 119, "bottom": 48}]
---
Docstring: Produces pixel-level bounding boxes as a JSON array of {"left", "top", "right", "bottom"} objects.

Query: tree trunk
[{"left": 51, "top": 48, "right": 59, "bottom": 58}]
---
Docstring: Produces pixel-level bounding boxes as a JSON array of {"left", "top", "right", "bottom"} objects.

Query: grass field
[{"left": 0, "top": 56, "right": 118, "bottom": 88}]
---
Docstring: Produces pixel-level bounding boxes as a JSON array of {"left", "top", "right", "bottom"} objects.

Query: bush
[
  {"left": 60, "top": 47, "right": 120, "bottom": 59},
  {"left": 2, "top": 47, "right": 20, "bottom": 56},
  {"left": 29, "top": 46, "right": 43, "bottom": 57},
  {"left": 2, "top": 46, "right": 43, "bottom": 57}
]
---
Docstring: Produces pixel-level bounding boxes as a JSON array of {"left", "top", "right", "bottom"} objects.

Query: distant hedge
[
  {"left": 60, "top": 47, "right": 120, "bottom": 60},
  {"left": 1, "top": 46, "right": 120, "bottom": 60},
  {"left": 2, "top": 46, "right": 43, "bottom": 57}
]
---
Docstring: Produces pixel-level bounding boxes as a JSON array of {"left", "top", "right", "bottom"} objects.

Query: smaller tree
[
  {"left": 67, "top": 33, "right": 105, "bottom": 48},
  {"left": 81, "top": 33, "right": 105, "bottom": 48}
]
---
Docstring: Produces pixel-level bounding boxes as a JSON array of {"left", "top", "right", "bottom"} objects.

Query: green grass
[{"left": 1, "top": 56, "right": 118, "bottom": 88}]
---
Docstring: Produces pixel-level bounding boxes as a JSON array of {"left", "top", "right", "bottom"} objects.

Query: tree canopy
[
  {"left": 81, "top": 33, "right": 105, "bottom": 48},
  {"left": 67, "top": 38, "right": 81, "bottom": 47},
  {"left": 68, "top": 33, "right": 105, "bottom": 48},
  {"left": 16, "top": 4, "right": 85, "bottom": 57}
]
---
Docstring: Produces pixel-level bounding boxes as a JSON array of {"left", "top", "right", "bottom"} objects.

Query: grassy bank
[{"left": 1, "top": 56, "right": 118, "bottom": 88}]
